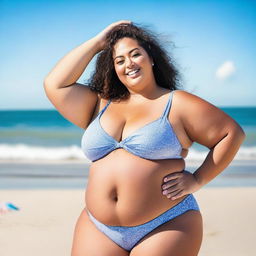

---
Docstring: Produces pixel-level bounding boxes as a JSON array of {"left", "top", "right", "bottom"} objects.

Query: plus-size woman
[{"left": 44, "top": 21, "right": 245, "bottom": 256}]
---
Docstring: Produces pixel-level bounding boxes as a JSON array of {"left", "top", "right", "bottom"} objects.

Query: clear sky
[{"left": 1, "top": 0, "right": 255, "bottom": 109}]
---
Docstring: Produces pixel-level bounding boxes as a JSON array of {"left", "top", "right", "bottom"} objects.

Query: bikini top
[{"left": 81, "top": 90, "right": 183, "bottom": 162}]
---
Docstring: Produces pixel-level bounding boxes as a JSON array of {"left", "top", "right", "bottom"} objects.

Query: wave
[
  {"left": 0, "top": 143, "right": 87, "bottom": 162},
  {"left": 186, "top": 147, "right": 256, "bottom": 161},
  {"left": 0, "top": 143, "right": 256, "bottom": 162}
]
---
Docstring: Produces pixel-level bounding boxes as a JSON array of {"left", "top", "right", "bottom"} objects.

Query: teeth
[{"left": 127, "top": 69, "right": 139, "bottom": 76}]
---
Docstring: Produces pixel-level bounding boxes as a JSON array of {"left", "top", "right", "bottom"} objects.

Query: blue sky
[{"left": 1, "top": 0, "right": 255, "bottom": 109}]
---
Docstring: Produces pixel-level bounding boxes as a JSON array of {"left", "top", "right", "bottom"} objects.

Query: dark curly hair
[{"left": 86, "top": 23, "right": 181, "bottom": 101}]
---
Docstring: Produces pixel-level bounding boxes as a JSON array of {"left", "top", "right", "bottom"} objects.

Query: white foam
[
  {"left": 0, "top": 143, "right": 89, "bottom": 162},
  {"left": 186, "top": 147, "right": 256, "bottom": 161},
  {"left": 0, "top": 144, "right": 255, "bottom": 162}
]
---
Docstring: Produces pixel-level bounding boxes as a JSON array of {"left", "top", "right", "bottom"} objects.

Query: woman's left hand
[{"left": 161, "top": 170, "right": 201, "bottom": 200}]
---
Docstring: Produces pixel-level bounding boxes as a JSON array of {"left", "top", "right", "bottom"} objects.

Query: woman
[{"left": 44, "top": 20, "right": 245, "bottom": 256}]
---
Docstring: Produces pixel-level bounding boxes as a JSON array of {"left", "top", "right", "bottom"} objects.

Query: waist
[
  {"left": 86, "top": 194, "right": 200, "bottom": 227},
  {"left": 85, "top": 149, "right": 186, "bottom": 226}
]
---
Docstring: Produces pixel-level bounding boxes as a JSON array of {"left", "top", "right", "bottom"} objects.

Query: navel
[{"left": 109, "top": 187, "right": 118, "bottom": 203}]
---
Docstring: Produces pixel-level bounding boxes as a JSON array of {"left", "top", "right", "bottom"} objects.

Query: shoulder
[
  {"left": 172, "top": 90, "right": 224, "bottom": 126},
  {"left": 172, "top": 90, "right": 216, "bottom": 110},
  {"left": 90, "top": 94, "right": 110, "bottom": 120},
  {"left": 95, "top": 94, "right": 110, "bottom": 107},
  {"left": 173, "top": 89, "right": 204, "bottom": 101}
]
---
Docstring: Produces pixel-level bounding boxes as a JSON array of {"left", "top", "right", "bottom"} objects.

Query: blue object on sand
[{"left": 6, "top": 203, "right": 19, "bottom": 211}]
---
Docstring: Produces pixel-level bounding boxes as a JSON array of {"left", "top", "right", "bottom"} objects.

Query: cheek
[
  {"left": 115, "top": 66, "right": 125, "bottom": 78},
  {"left": 138, "top": 56, "right": 146, "bottom": 64},
  {"left": 138, "top": 56, "right": 151, "bottom": 68}
]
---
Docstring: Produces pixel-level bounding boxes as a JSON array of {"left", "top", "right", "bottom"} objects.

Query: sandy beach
[{"left": 0, "top": 187, "right": 255, "bottom": 256}]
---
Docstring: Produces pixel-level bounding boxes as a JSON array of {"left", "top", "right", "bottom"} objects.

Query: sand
[{"left": 0, "top": 188, "right": 255, "bottom": 256}]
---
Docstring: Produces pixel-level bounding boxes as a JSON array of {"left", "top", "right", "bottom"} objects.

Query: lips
[{"left": 126, "top": 68, "right": 140, "bottom": 76}]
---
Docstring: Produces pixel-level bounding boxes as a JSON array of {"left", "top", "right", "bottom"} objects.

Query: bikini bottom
[{"left": 86, "top": 193, "right": 200, "bottom": 251}]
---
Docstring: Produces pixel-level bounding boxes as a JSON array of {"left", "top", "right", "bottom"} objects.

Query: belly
[{"left": 85, "top": 149, "right": 186, "bottom": 226}]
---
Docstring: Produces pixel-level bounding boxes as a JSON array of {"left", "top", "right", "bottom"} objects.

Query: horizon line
[{"left": 1, "top": 105, "right": 256, "bottom": 111}]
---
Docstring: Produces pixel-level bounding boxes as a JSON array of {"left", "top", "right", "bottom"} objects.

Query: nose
[{"left": 126, "top": 57, "right": 135, "bottom": 68}]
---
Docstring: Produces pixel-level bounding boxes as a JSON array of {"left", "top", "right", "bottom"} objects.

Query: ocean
[
  {"left": 0, "top": 107, "right": 255, "bottom": 188},
  {"left": 0, "top": 107, "right": 255, "bottom": 161}
]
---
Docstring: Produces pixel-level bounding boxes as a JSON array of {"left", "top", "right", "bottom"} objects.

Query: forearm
[
  {"left": 193, "top": 127, "right": 246, "bottom": 187},
  {"left": 44, "top": 37, "right": 101, "bottom": 89}
]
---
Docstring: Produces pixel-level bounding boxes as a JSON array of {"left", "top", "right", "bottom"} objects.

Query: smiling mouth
[{"left": 126, "top": 68, "right": 140, "bottom": 76}]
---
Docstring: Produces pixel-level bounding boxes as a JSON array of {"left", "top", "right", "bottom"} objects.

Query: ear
[{"left": 150, "top": 57, "right": 154, "bottom": 66}]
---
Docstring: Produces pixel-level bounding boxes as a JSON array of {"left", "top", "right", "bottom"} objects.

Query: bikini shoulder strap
[
  {"left": 99, "top": 99, "right": 111, "bottom": 115},
  {"left": 162, "top": 91, "right": 174, "bottom": 118}
]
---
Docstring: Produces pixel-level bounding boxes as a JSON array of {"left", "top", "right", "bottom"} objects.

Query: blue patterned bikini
[{"left": 81, "top": 90, "right": 200, "bottom": 251}]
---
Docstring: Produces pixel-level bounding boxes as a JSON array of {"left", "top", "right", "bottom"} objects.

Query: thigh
[
  {"left": 130, "top": 210, "right": 203, "bottom": 256},
  {"left": 71, "top": 208, "right": 130, "bottom": 256}
]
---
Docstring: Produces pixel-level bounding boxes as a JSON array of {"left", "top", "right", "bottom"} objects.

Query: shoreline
[
  {"left": 0, "top": 158, "right": 255, "bottom": 164},
  {"left": 1, "top": 159, "right": 256, "bottom": 189}
]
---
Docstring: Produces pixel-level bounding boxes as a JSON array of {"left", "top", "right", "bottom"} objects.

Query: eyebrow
[{"left": 113, "top": 48, "right": 140, "bottom": 60}]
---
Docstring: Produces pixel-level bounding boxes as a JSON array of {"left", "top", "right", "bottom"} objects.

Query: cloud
[{"left": 215, "top": 61, "right": 236, "bottom": 80}]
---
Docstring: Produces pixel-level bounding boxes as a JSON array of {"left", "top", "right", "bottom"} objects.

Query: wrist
[{"left": 91, "top": 36, "right": 105, "bottom": 52}]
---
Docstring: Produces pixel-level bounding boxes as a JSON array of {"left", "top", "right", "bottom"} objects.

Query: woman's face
[{"left": 113, "top": 37, "right": 154, "bottom": 90}]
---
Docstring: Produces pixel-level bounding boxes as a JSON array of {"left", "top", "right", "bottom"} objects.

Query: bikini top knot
[{"left": 81, "top": 90, "right": 183, "bottom": 162}]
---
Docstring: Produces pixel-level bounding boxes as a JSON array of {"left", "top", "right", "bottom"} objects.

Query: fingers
[
  {"left": 109, "top": 20, "right": 132, "bottom": 30},
  {"left": 162, "top": 184, "right": 183, "bottom": 200},
  {"left": 163, "top": 172, "right": 183, "bottom": 182},
  {"left": 162, "top": 184, "right": 185, "bottom": 200},
  {"left": 162, "top": 171, "right": 188, "bottom": 200},
  {"left": 168, "top": 190, "right": 184, "bottom": 200},
  {"left": 163, "top": 188, "right": 184, "bottom": 200},
  {"left": 95, "top": 20, "right": 133, "bottom": 49},
  {"left": 113, "top": 20, "right": 132, "bottom": 26},
  {"left": 161, "top": 171, "right": 199, "bottom": 200},
  {"left": 162, "top": 184, "right": 179, "bottom": 195},
  {"left": 162, "top": 179, "right": 178, "bottom": 190}
]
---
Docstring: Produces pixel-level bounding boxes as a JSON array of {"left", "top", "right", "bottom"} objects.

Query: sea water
[
  {"left": 0, "top": 107, "right": 255, "bottom": 188},
  {"left": 0, "top": 107, "right": 255, "bottom": 162}
]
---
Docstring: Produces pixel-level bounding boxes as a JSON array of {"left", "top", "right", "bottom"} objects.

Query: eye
[
  {"left": 133, "top": 53, "right": 141, "bottom": 57},
  {"left": 116, "top": 60, "right": 124, "bottom": 65}
]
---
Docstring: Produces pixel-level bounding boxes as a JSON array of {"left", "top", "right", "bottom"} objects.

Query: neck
[{"left": 127, "top": 84, "right": 168, "bottom": 102}]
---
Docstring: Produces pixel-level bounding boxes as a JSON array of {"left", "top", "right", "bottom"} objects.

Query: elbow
[
  {"left": 43, "top": 76, "right": 52, "bottom": 89},
  {"left": 43, "top": 76, "right": 59, "bottom": 91},
  {"left": 230, "top": 124, "right": 246, "bottom": 144},
  {"left": 43, "top": 76, "right": 49, "bottom": 89},
  {"left": 43, "top": 77, "right": 71, "bottom": 89},
  {"left": 239, "top": 128, "right": 246, "bottom": 141}
]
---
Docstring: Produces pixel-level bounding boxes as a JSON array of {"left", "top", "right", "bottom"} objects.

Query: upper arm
[
  {"left": 176, "top": 90, "right": 244, "bottom": 149},
  {"left": 43, "top": 82, "right": 99, "bottom": 129}
]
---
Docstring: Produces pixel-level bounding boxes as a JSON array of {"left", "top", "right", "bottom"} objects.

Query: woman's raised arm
[{"left": 43, "top": 20, "right": 131, "bottom": 129}]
